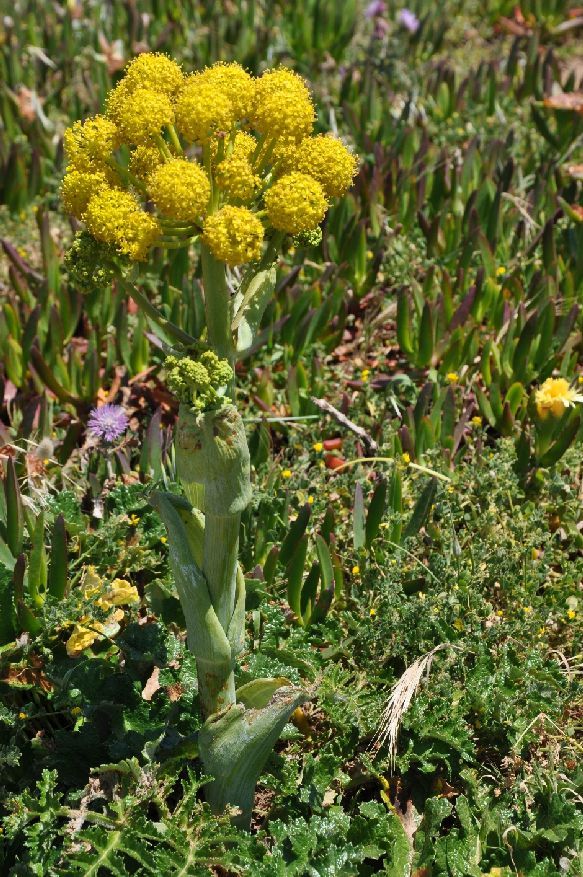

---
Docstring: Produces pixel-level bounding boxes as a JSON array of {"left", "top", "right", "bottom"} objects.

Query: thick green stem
[
  {"left": 200, "top": 244, "right": 234, "bottom": 370},
  {"left": 204, "top": 512, "right": 240, "bottom": 633}
]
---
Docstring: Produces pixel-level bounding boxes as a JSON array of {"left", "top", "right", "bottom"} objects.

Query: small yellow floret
[
  {"left": 61, "top": 168, "right": 114, "bottom": 218},
  {"left": 101, "top": 578, "right": 140, "bottom": 607},
  {"left": 252, "top": 68, "right": 315, "bottom": 141},
  {"left": 64, "top": 115, "right": 120, "bottom": 169},
  {"left": 215, "top": 155, "right": 259, "bottom": 203},
  {"left": 295, "top": 135, "right": 357, "bottom": 197},
  {"left": 148, "top": 158, "right": 210, "bottom": 221},
  {"left": 175, "top": 75, "right": 235, "bottom": 143},
  {"left": 129, "top": 144, "right": 164, "bottom": 180},
  {"left": 108, "top": 86, "right": 174, "bottom": 144},
  {"left": 200, "top": 62, "right": 255, "bottom": 118},
  {"left": 264, "top": 172, "right": 327, "bottom": 234},
  {"left": 202, "top": 206, "right": 264, "bottom": 266},
  {"left": 535, "top": 377, "right": 583, "bottom": 419},
  {"left": 84, "top": 188, "right": 161, "bottom": 261},
  {"left": 123, "top": 52, "right": 184, "bottom": 96},
  {"left": 66, "top": 617, "right": 105, "bottom": 656}
]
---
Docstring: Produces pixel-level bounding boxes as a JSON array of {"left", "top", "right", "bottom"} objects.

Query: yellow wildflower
[
  {"left": 148, "top": 158, "right": 210, "bottom": 221},
  {"left": 122, "top": 52, "right": 184, "bottom": 96},
  {"left": 129, "top": 144, "right": 164, "bottom": 180},
  {"left": 295, "top": 134, "right": 357, "bottom": 197},
  {"left": 307, "top": 495, "right": 314, "bottom": 504},
  {"left": 567, "top": 609, "right": 576, "bottom": 620},
  {"left": 361, "top": 368, "right": 370, "bottom": 382},
  {"left": 471, "top": 416, "right": 482, "bottom": 426},
  {"left": 252, "top": 68, "right": 315, "bottom": 141},
  {"left": 66, "top": 617, "right": 105, "bottom": 656},
  {"left": 18, "top": 712, "right": 26, "bottom": 720},
  {"left": 101, "top": 578, "right": 140, "bottom": 607},
  {"left": 61, "top": 168, "right": 115, "bottom": 219},
  {"left": 175, "top": 75, "right": 234, "bottom": 143},
  {"left": 369, "top": 608, "right": 377, "bottom": 617},
  {"left": 453, "top": 618, "right": 464, "bottom": 631},
  {"left": 282, "top": 468, "right": 292, "bottom": 479},
  {"left": 108, "top": 86, "right": 174, "bottom": 144},
  {"left": 160, "top": 535, "right": 167, "bottom": 544},
  {"left": 199, "top": 62, "right": 255, "bottom": 118},
  {"left": 215, "top": 154, "right": 259, "bottom": 203},
  {"left": 202, "top": 206, "right": 264, "bottom": 266},
  {"left": 534, "top": 377, "right": 583, "bottom": 420},
  {"left": 496, "top": 266, "right": 506, "bottom": 276},
  {"left": 352, "top": 565, "right": 360, "bottom": 575},
  {"left": 63, "top": 115, "right": 119, "bottom": 169},
  {"left": 265, "top": 172, "right": 327, "bottom": 234},
  {"left": 84, "top": 188, "right": 161, "bottom": 261},
  {"left": 313, "top": 442, "right": 323, "bottom": 452},
  {"left": 446, "top": 372, "right": 459, "bottom": 383},
  {"left": 402, "top": 452, "right": 410, "bottom": 464}
]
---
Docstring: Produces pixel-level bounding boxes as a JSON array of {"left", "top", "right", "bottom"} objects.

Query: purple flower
[
  {"left": 397, "top": 8, "right": 420, "bottom": 33},
  {"left": 365, "top": 0, "right": 386, "bottom": 18},
  {"left": 87, "top": 404, "right": 129, "bottom": 442}
]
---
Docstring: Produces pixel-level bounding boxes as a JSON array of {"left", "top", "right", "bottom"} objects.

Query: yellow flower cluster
[
  {"left": 84, "top": 189, "right": 161, "bottom": 261},
  {"left": 203, "top": 206, "right": 264, "bottom": 266},
  {"left": 534, "top": 377, "right": 583, "bottom": 420},
  {"left": 61, "top": 53, "right": 358, "bottom": 267},
  {"left": 265, "top": 172, "right": 328, "bottom": 234},
  {"left": 295, "top": 135, "right": 358, "bottom": 197},
  {"left": 66, "top": 567, "right": 139, "bottom": 657},
  {"left": 215, "top": 154, "right": 259, "bottom": 203},
  {"left": 148, "top": 158, "right": 211, "bottom": 221}
]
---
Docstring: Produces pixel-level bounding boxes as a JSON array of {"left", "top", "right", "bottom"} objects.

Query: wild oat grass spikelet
[
  {"left": 64, "top": 115, "right": 120, "bottom": 169},
  {"left": 200, "top": 62, "right": 255, "bottom": 119},
  {"left": 203, "top": 206, "right": 264, "bottom": 266},
  {"left": 108, "top": 86, "right": 174, "bottom": 144},
  {"left": 265, "top": 172, "right": 327, "bottom": 233},
  {"left": 123, "top": 52, "right": 184, "bottom": 96},
  {"left": 84, "top": 188, "right": 160, "bottom": 261},
  {"left": 175, "top": 75, "right": 235, "bottom": 143},
  {"left": 215, "top": 155, "right": 259, "bottom": 203},
  {"left": 252, "top": 68, "right": 315, "bottom": 141},
  {"left": 296, "top": 134, "right": 357, "bottom": 197},
  {"left": 148, "top": 158, "right": 210, "bottom": 221}
]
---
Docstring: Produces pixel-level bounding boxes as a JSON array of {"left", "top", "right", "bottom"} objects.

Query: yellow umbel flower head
[
  {"left": 123, "top": 52, "right": 184, "bottom": 96},
  {"left": 61, "top": 168, "right": 116, "bottom": 219},
  {"left": 295, "top": 134, "right": 357, "bottom": 197},
  {"left": 84, "top": 188, "right": 161, "bottom": 261},
  {"left": 129, "top": 144, "right": 164, "bottom": 180},
  {"left": 231, "top": 130, "right": 257, "bottom": 159},
  {"left": 200, "top": 62, "right": 255, "bottom": 119},
  {"left": 148, "top": 158, "right": 210, "bottom": 221},
  {"left": 215, "top": 155, "right": 259, "bottom": 203},
  {"left": 265, "top": 172, "right": 327, "bottom": 233},
  {"left": 535, "top": 377, "right": 583, "bottom": 419},
  {"left": 252, "top": 68, "right": 315, "bottom": 141},
  {"left": 107, "top": 86, "right": 174, "bottom": 144},
  {"left": 175, "top": 75, "right": 235, "bottom": 143},
  {"left": 203, "top": 206, "right": 264, "bottom": 266},
  {"left": 63, "top": 115, "right": 119, "bottom": 170}
]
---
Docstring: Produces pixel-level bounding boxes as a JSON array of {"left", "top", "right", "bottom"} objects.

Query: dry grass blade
[{"left": 370, "top": 643, "right": 461, "bottom": 769}]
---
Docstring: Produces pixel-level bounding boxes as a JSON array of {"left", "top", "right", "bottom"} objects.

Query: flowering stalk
[{"left": 61, "top": 52, "right": 358, "bottom": 827}]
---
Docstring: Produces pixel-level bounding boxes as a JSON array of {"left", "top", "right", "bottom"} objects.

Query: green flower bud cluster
[
  {"left": 165, "top": 352, "right": 233, "bottom": 411},
  {"left": 64, "top": 230, "right": 127, "bottom": 292},
  {"left": 293, "top": 226, "right": 323, "bottom": 248}
]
